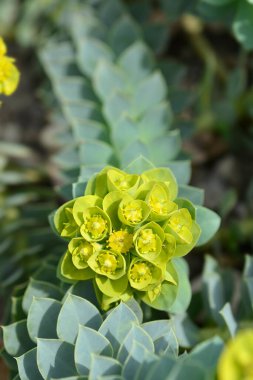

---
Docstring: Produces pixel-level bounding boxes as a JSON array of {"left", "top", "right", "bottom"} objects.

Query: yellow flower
[
  {"left": 0, "top": 37, "right": 7, "bottom": 56},
  {"left": 218, "top": 329, "right": 253, "bottom": 380},
  {"left": 0, "top": 37, "right": 20, "bottom": 96},
  {"left": 107, "top": 230, "right": 133, "bottom": 254}
]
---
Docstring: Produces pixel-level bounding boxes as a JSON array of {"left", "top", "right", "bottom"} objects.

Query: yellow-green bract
[{"left": 54, "top": 166, "right": 201, "bottom": 310}]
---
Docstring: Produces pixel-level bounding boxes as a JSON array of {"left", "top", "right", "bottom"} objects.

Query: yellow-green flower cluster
[
  {"left": 0, "top": 37, "right": 20, "bottom": 96},
  {"left": 54, "top": 166, "right": 201, "bottom": 309},
  {"left": 218, "top": 329, "right": 253, "bottom": 380}
]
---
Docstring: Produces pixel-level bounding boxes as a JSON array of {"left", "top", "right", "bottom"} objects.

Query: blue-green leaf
[
  {"left": 178, "top": 185, "right": 204, "bottom": 205},
  {"left": 79, "top": 140, "right": 115, "bottom": 166},
  {"left": 170, "top": 314, "right": 199, "bottom": 348},
  {"left": 54, "top": 77, "right": 96, "bottom": 103},
  {"left": 132, "top": 72, "right": 167, "bottom": 115},
  {"left": 189, "top": 336, "right": 224, "bottom": 371},
  {"left": 109, "top": 15, "right": 141, "bottom": 55},
  {"left": 117, "top": 325, "right": 154, "bottom": 364},
  {"left": 2, "top": 321, "right": 34, "bottom": 357},
  {"left": 99, "top": 303, "right": 139, "bottom": 354},
  {"left": 75, "top": 326, "right": 113, "bottom": 375},
  {"left": 89, "top": 355, "right": 122, "bottom": 380},
  {"left": 27, "top": 298, "right": 61, "bottom": 342},
  {"left": 142, "top": 320, "right": 178, "bottom": 356},
  {"left": 37, "top": 339, "right": 77, "bottom": 379},
  {"left": 57, "top": 294, "right": 102, "bottom": 344},
  {"left": 122, "top": 342, "right": 156, "bottom": 380},
  {"left": 16, "top": 348, "right": 43, "bottom": 380},
  {"left": 167, "top": 161, "right": 191, "bottom": 185},
  {"left": 195, "top": 206, "right": 220, "bottom": 246},
  {"left": 233, "top": 0, "right": 253, "bottom": 50},
  {"left": 77, "top": 38, "right": 114, "bottom": 76},
  {"left": 124, "top": 298, "right": 143, "bottom": 324},
  {"left": 94, "top": 61, "right": 126, "bottom": 101},
  {"left": 219, "top": 303, "right": 237, "bottom": 337},
  {"left": 118, "top": 42, "right": 154, "bottom": 83},
  {"left": 22, "top": 279, "right": 63, "bottom": 314}
]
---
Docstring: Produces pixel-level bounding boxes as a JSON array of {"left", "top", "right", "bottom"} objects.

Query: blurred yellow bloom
[
  {"left": 0, "top": 37, "right": 20, "bottom": 96},
  {"left": 218, "top": 329, "right": 253, "bottom": 380},
  {"left": 0, "top": 37, "right": 7, "bottom": 56}
]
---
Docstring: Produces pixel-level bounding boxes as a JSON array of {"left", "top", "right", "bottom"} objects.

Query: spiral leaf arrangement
[{"left": 2, "top": 265, "right": 224, "bottom": 380}]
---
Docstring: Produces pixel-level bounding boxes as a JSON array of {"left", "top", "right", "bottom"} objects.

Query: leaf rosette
[{"left": 54, "top": 166, "right": 201, "bottom": 310}]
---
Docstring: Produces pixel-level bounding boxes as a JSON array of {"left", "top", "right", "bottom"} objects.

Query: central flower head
[
  {"left": 137, "top": 229, "right": 157, "bottom": 254},
  {"left": 54, "top": 166, "right": 201, "bottom": 310},
  {"left": 107, "top": 230, "right": 133, "bottom": 254}
]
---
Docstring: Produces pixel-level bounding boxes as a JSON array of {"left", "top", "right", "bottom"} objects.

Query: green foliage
[
  {"left": 159, "top": 0, "right": 253, "bottom": 51},
  {"left": 0, "top": 1, "right": 233, "bottom": 379},
  {"left": 170, "top": 254, "right": 253, "bottom": 354},
  {"left": 39, "top": 0, "right": 187, "bottom": 188},
  {"left": 39, "top": 1, "right": 218, "bottom": 243},
  {"left": 198, "top": 0, "right": 253, "bottom": 50},
  {"left": 1, "top": 264, "right": 224, "bottom": 380},
  {"left": 0, "top": 142, "right": 64, "bottom": 297}
]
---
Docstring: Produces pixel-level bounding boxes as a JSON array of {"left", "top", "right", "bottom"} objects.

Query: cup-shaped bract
[
  {"left": 165, "top": 208, "right": 193, "bottom": 245},
  {"left": 54, "top": 200, "right": 79, "bottom": 238},
  {"left": 134, "top": 221, "right": 164, "bottom": 263},
  {"left": 118, "top": 197, "right": 150, "bottom": 227},
  {"left": 146, "top": 183, "right": 178, "bottom": 221},
  {"left": 53, "top": 166, "right": 201, "bottom": 310},
  {"left": 68, "top": 238, "right": 94, "bottom": 269},
  {"left": 128, "top": 258, "right": 163, "bottom": 291},
  {"left": 88, "top": 250, "right": 126, "bottom": 280},
  {"left": 80, "top": 206, "right": 112, "bottom": 242},
  {"left": 107, "top": 168, "right": 140, "bottom": 194}
]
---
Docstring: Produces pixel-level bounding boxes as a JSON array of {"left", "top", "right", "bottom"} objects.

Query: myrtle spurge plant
[
  {"left": 0, "top": 37, "right": 20, "bottom": 96},
  {"left": 54, "top": 166, "right": 201, "bottom": 310}
]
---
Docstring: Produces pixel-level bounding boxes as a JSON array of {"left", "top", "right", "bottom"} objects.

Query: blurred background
[{"left": 1, "top": 0, "right": 253, "bottom": 375}]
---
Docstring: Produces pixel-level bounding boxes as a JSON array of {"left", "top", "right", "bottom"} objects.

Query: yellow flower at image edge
[
  {"left": 0, "top": 38, "right": 7, "bottom": 56},
  {"left": 218, "top": 329, "right": 253, "bottom": 380},
  {"left": 0, "top": 37, "right": 20, "bottom": 96},
  {"left": 107, "top": 230, "right": 133, "bottom": 254}
]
